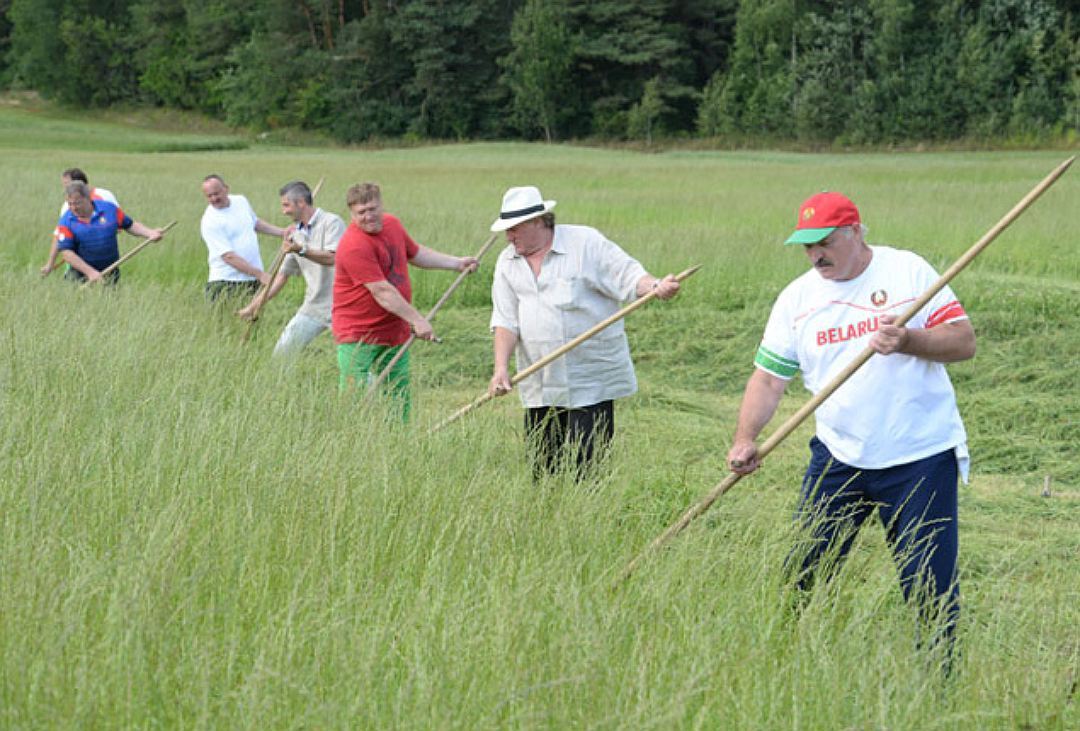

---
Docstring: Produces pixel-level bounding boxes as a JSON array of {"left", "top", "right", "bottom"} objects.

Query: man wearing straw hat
[
  {"left": 332, "top": 182, "right": 478, "bottom": 420},
  {"left": 726, "top": 191, "right": 976, "bottom": 659},
  {"left": 237, "top": 180, "right": 345, "bottom": 356},
  {"left": 487, "top": 185, "right": 680, "bottom": 481},
  {"left": 54, "top": 181, "right": 164, "bottom": 285}
]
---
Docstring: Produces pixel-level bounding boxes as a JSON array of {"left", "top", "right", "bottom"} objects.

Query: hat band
[{"left": 500, "top": 203, "right": 545, "bottom": 220}]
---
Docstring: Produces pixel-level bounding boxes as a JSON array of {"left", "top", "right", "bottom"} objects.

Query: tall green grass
[{"left": 0, "top": 110, "right": 1077, "bottom": 727}]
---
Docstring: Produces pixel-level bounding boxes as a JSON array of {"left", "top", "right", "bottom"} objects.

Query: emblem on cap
[
  {"left": 802, "top": 207, "right": 815, "bottom": 220},
  {"left": 871, "top": 290, "right": 888, "bottom": 307}
]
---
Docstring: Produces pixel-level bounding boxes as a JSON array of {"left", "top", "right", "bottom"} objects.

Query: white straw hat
[{"left": 490, "top": 186, "right": 557, "bottom": 232}]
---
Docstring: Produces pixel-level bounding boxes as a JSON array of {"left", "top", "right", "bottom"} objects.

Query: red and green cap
[{"left": 784, "top": 192, "right": 860, "bottom": 245}]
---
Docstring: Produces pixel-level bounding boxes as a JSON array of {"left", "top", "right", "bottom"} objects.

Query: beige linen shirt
[
  {"left": 280, "top": 208, "right": 346, "bottom": 324},
  {"left": 490, "top": 224, "right": 647, "bottom": 408}
]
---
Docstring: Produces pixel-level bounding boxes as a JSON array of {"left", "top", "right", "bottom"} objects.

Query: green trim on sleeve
[{"left": 755, "top": 345, "right": 799, "bottom": 379}]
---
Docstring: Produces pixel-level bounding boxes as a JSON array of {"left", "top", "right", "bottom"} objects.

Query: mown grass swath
[{"left": 0, "top": 109, "right": 1076, "bottom": 728}]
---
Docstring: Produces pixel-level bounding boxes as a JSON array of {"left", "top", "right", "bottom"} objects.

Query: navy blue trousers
[{"left": 793, "top": 436, "right": 960, "bottom": 651}]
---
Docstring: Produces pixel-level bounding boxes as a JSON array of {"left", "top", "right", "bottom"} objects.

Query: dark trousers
[
  {"left": 205, "top": 279, "right": 259, "bottom": 303},
  {"left": 524, "top": 400, "right": 614, "bottom": 481},
  {"left": 792, "top": 436, "right": 960, "bottom": 660}
]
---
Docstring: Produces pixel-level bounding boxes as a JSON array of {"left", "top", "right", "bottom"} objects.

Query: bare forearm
[
  {"left": 221, "top": 252, "right": 264, "bottom": 280},
  {"left": 635, "top": 273, "right": 680, "bottom": 299},
  {"left": 255, "top": 219, "right": 287, "bottom": 238},
  {"left": 489, "top": 326, "right": 518, "bottom": 395},
  {"left": 898, "top": 321, "right": 976, "bottom": 363},
  {"left": 45, "top": 236, "right": 60, "bottom": 266},
  {"left": 61, "top": 250, "right": 98, "bottom": 278},
  {"left": 264, "top": 273, "right": 289, "bottom": 301},
  {"left": 727, "top": 368, "right": 788, "bottom": 473},
  {"left": 367, "top": 281, "right": 424, "bottom": 328},
  {"left": 301, "top": 249, "right": 335, "bottom": 266},
  {"left": 733, "top": 369, "right": 787, "bottom": 444},
  {"left": 127, "top": 221, "right": 156, "bottom": 239},
  {"left": 493, "top": 327, "right": 518, "bottom": 371},
  {"left": 635, "top": 275, "right": 659, "bottom": 297},
  {"left": 410, "top": 245, "right": 461, "bottom": 270}
]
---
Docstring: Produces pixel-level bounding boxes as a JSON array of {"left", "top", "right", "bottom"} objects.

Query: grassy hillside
[{"left": 0, "top": 108, "right": 1077, "bottom": 728}]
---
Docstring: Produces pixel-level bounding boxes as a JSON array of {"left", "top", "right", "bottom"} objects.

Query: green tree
[
  {"left": 502, "top": 0, "right": 577, "bottom": 142},
  {"left": 567, "top": 0, "right": 696, "bottom": 136},
  {"left": 705, "top": 0, "right": 799, "bottom": 138},
  {"left": 321, "top": 4, "right": 415, "bottom": 141},
  {"left": 124, "top": 0, "right": 260, "bottom": 113},
  {"left": 392, "top": 0, "right": 517, "bottom": 139},
  {"left": 6, "top": 0, "right": 66, "bottom": 95},
  {"left": 696, "top": 70, "right": 728, "bottom": 136},
  {"left": 0, "top": 0, "right": 13, "bottom": 82},
  {"left": 792, "top": 2, "right": 875, "bottom": 142},
  {"left": 1066, "top": 14, "right": 1080, "bottom": 134},
  {"left": 56, "top": 11, "right": 139, "bottom": 106},
  {"left": 626, "top": 75, "right": 668, "bottom": 143},
  {"left": 130, "top": 0, "right": 198, "bottom": 109}
]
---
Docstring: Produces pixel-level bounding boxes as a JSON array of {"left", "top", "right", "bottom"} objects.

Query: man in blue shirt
[
  {"left": 42, "top": 167, "right": 120, "bottom": 277},
  {"left": 55, "top": 181, "right": 163, "bottom": 284}
]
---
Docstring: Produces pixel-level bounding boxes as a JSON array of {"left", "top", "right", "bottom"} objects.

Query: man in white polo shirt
[
  {"left": 487, "top": 185, "right": 680, "bottom": 480},
  {"left": 726, "top": 191, "right": 976, "bottom": 664},
  {"left": 200, "top": 174, "right": 287, "bottom": 302}
]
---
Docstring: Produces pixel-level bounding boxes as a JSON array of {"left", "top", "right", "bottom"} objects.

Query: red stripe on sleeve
[
  {"left": 56, "top": 225, "right": 74, "bottom": 241},
  {"left": 115, "top": 207, "right": 133, "bottom": 229},
  {"left": 927, "top": 301, "right": 966, "bottom": 328}
]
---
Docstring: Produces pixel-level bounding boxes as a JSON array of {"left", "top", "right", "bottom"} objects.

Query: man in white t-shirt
[
  {"left": 42, "top": 168, "right": 119, "bottom": 277},
  {"left": 487, "top": 185, "right": 681, "bottom": 481},
  {"left": 726, "top": 191, "right": 975, "bottom": 662},
  {"left": 200, "top": 174, "right": 287, "bottom": 302}
]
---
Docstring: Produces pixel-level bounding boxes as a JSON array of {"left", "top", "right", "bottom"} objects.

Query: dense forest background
[{"left": 2, "top": 0, "right": 1077, "bottom": 145}]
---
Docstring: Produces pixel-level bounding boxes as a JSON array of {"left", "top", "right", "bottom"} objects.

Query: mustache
[{"left": 814, "top": 258, "right": 833, "bottom": 268}]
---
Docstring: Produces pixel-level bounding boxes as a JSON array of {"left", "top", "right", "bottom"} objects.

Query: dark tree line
[{"left": 2, "top": 0, "right": 1077, "bottom": 143}]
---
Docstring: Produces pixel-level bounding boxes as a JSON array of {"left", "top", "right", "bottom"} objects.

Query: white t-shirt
[
  {"left": 490, "top": 224, "right": 647, "bottom": 408},
  {"left": 755, "top": 245, "right": 969, "bottom": 476},
  {"left": 200, "top": 194, "right": 263, "bottom": 282},
  {"left": 59, "top": 187, "right": 117, "bottom": 215}
]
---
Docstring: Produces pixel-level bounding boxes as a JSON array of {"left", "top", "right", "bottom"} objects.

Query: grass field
[{"left": 1, "top": 106, "right": 1077, "bottom": 729}]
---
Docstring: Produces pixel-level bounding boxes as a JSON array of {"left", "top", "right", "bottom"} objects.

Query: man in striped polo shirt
[{"left": 726, "top": 191, "right": 975, "bottom": 666}]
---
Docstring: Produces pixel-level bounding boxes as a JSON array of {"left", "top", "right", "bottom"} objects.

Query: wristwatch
[{"left": 297, "top": 243, "right": 308, "bottom": 257}]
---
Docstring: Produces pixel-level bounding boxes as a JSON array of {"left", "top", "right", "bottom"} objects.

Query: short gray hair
[
  {"left": 65, "top": 181, "right": 90, "bottom": 199},
  {"left": 279, "top": 180, "right": 312, "bottom": 206}
]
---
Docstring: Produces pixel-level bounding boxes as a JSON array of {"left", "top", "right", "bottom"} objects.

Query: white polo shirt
[
  {"left": 490, "top": 224, "right": 647, "bottom": 409},
  {"left": 200, "top": 194, "right": 264, "bottom": 282},
  {"left": 755, "top": 245, "right": 970, "bottom": 476}
]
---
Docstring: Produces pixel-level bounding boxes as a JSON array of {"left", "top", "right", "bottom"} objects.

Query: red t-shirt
[{"left": 332, "top": 213, "right": 419, "bottom": 345}]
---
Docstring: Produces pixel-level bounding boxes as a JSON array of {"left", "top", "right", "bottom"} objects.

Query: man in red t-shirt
[{"left": 332, "top": 182, "right": 478, "bottom": 419}]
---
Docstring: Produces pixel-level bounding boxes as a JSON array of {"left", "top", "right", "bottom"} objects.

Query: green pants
[{"left": 337, "top": 342, "right": 411, "bottom": 421}]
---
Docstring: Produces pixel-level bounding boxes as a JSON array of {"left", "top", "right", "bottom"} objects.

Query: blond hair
[{"left": 346, "top": 183, "right": 381, "bottom": 207}]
